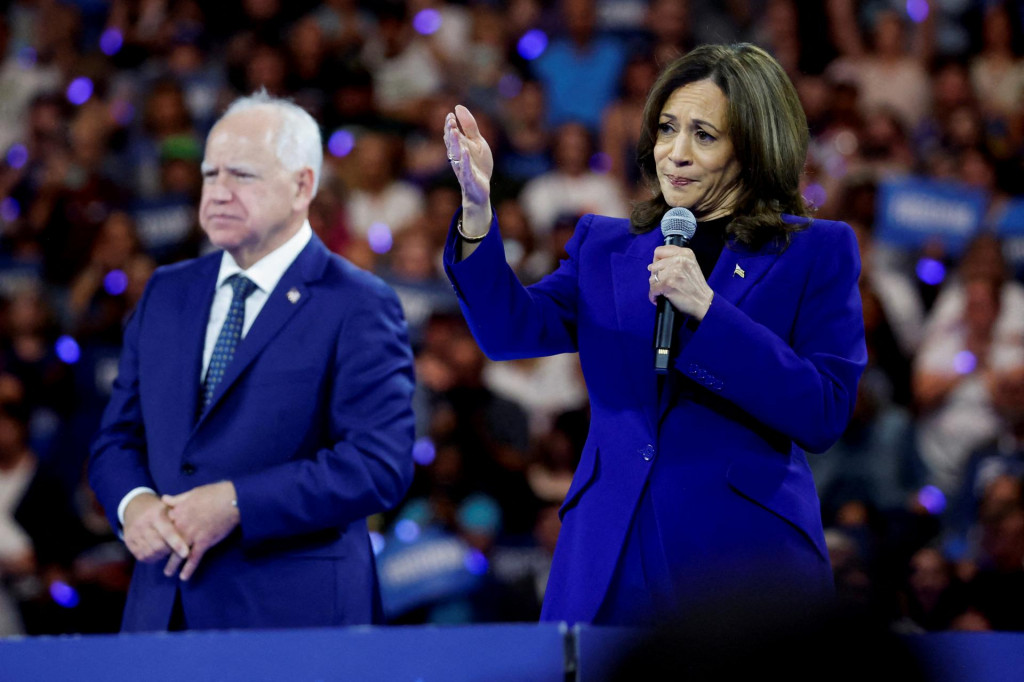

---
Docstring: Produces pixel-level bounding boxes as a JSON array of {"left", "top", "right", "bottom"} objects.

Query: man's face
[{"left": 199, "top": 109, "right": 303, "bottom": 267}]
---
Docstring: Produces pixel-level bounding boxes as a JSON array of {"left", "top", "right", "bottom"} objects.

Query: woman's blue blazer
[{"left": 443, "top": 212, "right": 867, "bottom": 624}]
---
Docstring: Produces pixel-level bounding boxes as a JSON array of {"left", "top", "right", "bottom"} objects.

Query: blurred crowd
[{"left": 1, "top": 0, "right": 1024, "bottom": 635}]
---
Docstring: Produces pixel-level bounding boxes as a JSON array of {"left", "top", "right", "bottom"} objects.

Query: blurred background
[{"left": 0, "top": 0, "right": 1023, "bottom": 635}]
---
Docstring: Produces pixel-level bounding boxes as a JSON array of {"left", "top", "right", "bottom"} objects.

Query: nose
[
  {"left": 203, "top": 175, "right": 233, "bottom": 202},
  {"left": 668, "top": 134, "right": 691, "bottom": 166}
]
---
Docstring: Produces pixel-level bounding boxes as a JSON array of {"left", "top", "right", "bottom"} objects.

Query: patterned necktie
[{"left": 201, "top": 274, "right": 258, "bottom": 412}]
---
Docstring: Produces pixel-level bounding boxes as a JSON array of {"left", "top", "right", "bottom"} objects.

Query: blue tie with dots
[{"left": 201, "top": 274, "right": 257, "bottom": 412}]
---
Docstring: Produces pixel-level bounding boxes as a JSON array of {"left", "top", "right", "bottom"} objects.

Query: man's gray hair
[{"left": 219, "top": 90, "right": 324, "bottom": 194}]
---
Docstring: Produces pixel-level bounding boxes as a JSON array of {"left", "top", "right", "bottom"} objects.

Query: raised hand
[{"left": 443, "top": 104, "right": 493, "bottom": 235}]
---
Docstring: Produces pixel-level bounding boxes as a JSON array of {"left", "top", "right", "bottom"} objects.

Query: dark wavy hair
[{"left": 631, "top": 43, "right": 810, "bottom": 246}]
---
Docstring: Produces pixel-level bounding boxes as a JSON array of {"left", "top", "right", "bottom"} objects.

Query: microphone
[{"left": 654, "top": 207, "right": 697, "bottom": 373}]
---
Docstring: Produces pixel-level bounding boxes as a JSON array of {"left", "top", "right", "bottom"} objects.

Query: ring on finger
[{"left": 653, "top": 271, "right": 660, "bottom": 283}]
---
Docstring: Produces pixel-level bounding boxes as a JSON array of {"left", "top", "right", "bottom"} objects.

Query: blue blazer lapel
[
  {"left": 170, "top": 257, "right": 218, "bottom": 435},
  {"left": 611, "top": 228, "right": 664, "bottom": 436},
  {"left": 706, "top": 239, "right": 783, "bottom": 307},
  {"left": 655, "top": 237, "right": 783, "bottom": 423},
  {"left": 196, "top": 235, "right": 330, "bottom": 423}
]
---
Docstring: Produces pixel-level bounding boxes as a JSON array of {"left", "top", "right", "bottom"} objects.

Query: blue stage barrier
[
  {"left": 0, "top": 623, "right": 567, "bottom": 682},
  {"left": 2, "top": 624, "right": 1022, "bottom": 681},
  {"left": 906, "top": 632, "right": 1024, "bottom": 682},
  {"left": 575, "top": 626, "right": 1024, "bottom": 682}
]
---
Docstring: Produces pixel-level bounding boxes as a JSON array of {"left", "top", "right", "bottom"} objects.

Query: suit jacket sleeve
[
  {"left": 676, "top": 220, "right": 866, "bottom": 453},
  {"left": 88, "top": 275, "right": 160, "bottom": 532},
  {"left": 443, "top": 210, "right": 591, "bottom": 359},
  {"left": 231, "top": 280, "right": 416, "bottom": 545}
]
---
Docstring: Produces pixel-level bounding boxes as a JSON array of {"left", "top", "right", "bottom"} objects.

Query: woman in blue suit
[{"left": 442, "top": 44, "right": 866, "bottom": 626}]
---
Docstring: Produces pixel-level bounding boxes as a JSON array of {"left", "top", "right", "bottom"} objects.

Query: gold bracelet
[{"left": 456, "top": 216, "right": 488, "bottom": 243}]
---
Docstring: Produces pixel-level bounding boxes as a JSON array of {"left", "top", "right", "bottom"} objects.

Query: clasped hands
[{"left": 122, "top": 481, "right": 240, "bottom": 581}]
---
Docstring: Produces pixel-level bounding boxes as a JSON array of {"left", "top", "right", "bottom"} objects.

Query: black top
[{"left": 688, "top": 214, "right": 731, "bottom": 280}]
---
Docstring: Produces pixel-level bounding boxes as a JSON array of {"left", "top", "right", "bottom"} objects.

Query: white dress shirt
[{"left": 117, "top": 222, "right": 313, "bottom": 525}]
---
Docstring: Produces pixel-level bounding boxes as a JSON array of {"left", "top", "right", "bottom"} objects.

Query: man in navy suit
[{"left": 89, "top": 93, "right": 415, "bottom": 631}]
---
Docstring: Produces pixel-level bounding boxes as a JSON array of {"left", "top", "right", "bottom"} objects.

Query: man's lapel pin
[
  {"left": 287, "top": 287, "right": 301, "bottom": 304},
  {"left": 733, "top": 264, "right": 745, "bottom": 278}
]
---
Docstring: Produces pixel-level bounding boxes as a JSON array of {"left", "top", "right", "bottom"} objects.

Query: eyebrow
[
  {"left": 659, "top": 113, "right": 723, "bottom": 134},
  {"left": 200, "top": 163, "right": 259, "bottom": 175}
]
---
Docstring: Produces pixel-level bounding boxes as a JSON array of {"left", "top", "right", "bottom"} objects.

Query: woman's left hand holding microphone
[{"left": 648, "top": 246, "right": 714, "bottom": 321}]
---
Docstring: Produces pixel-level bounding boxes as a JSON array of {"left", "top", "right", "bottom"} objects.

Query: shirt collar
[{"left": 215, "top": 221, "right": 313, "bottom": 294}]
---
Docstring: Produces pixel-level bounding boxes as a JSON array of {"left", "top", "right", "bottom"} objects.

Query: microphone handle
[
  {"left": 653, "top": 234, "right": 689, "bottom": 374},
  {"left": 654, "top": 297, "right": 675, "bottom": 373}
]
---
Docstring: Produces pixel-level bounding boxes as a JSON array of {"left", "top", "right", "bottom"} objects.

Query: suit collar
[
  {"left": 193, "top": 234, "right": 330, "bottom": 427},
  {"left": 613, "top": 227, "right": 784, "bottom": 429},
  {"left": 164, "top": 254, "right": 221, "bottom": 437}
]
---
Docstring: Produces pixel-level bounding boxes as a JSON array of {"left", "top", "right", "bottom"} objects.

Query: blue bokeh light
[
  {"left": 412, "top": 437, "right": 436, "bottom": 466},
  {"left": 589, "top": 152, "right": 611, "bottom": 174},
  {"left": 395, "top": 519, "right": 421, "bottom": 543},
  {"left": 915, "top": 257, "right": 946, "bottom": 286},
  {"left": 66, "top": 77, "right": 94, "bottom": 106},
  {"left": 517, "top": 30, "right": 548, "bottom": 61},
  {"left": 327, "top": 129, "right": 355, "bottom": 158},
  {"left": 464, "top": 549, "right": 489, "bottom": 576},
  {"left": 906, "top": 0, "right": 929, "bottom": 23},
  {"left": 55, "top": 336, "right": 81, "bottom": 365},
  {"left": 953, "top": 350, "right": 977, "bottom": 375},
  {"left": 803, "top": 183, "right": 827, "bottom": 209},
  {"left": 16, "top": 47, "right": 36, "bottom": 67},
  {"left": 498, "top": 73, "right": 523, "bottom": 99},
  {"left": 104, "top": 269, "right": 129, "bottom": 296},
  {"left": 412, "top": 9, "right": 443, "bottom": 35},
  {"left": 368, "top": 222, "right": 393, "bottom": 254},
  {"left": 111, "top": 99, "right": 135, "bottom": 126},
  {"left": 6, "top": 144, "right": 28, "bottom": 169},
  {"left": 50, "top": 581, "right": 80, "bottom": 608},
  {"left": 917, "top": 485, "right": 946, "bottom": 515},
  {"left": 0, "top": 198, "right": 20, "bottom": 222},
  {"left": 369, "top": 531, "right": 386, "bottom": 556},
  {"left": 100, "top": 28, "right": 124, "bottom": 56}
]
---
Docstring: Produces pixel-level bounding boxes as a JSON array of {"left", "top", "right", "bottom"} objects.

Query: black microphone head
[{"left": 661, "top": 207, "right": 697, "bottom": 243}]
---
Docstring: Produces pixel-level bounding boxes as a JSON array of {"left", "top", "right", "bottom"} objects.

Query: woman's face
[{"left": 653, "top": 79, "right": 741, "bottom": 220}]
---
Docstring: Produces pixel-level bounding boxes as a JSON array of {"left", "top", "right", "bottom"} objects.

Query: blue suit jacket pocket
[
  {"left": 725, "top": 458, "right": 828, "bottom": 562},
  {"left": 559, "top": 443, "right": 600, "bottom": 520}
]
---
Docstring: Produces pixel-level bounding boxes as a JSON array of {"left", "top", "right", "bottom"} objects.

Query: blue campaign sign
[
  {"left": 876, "top": 177, "right": 988, "bottom": 254},
  {"left": 994, "top": 198, "right": 1024, "bottom": 279},
  {"left": 994, "top": 198, "right": 1024, "bottom": 236},
  {"left": 376, "top": 527, "right": 486, "bottom": 618}
]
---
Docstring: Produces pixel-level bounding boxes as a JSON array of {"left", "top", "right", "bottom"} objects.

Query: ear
[{"left": 293, "top": 167, "right": 316, "bottom": 210}]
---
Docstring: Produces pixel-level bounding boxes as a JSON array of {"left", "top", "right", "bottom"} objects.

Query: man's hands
[
  {"left": 122, "top": 482, "right": 240, "bottom": 582},
  {"left": 163, "top": 482, "right": 240, "bottom": 581}
]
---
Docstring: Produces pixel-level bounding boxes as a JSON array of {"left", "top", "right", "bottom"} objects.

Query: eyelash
[
  {"left": 658, "top": 122, "right": 716, "bottom": 143},
  {"left": 203, "top": 171, "right": 256, "bottom": 180}
]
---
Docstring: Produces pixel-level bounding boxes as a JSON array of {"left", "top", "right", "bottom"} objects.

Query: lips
[{"left": 663, "top": 174, "right": 693, "bottom": 187}]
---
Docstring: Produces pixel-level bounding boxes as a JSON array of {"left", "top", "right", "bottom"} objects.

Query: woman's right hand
[{"left": 444, "top": 105, "right": 493, "bottom": 235}]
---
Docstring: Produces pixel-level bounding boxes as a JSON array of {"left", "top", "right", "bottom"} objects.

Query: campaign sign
[
  {"left": 376, "top": 527, "right": 485, "bottom": 619},
  {"left": 994, "top": 198, "right": 1024, "bottom": 280},
  {"left": 876, "top": 177, "right": 987, "bottom": 254}
]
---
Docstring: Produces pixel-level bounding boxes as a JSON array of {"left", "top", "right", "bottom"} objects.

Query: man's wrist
[{"left": 118, "top": 487, "right": 158, "bottom": 526}]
